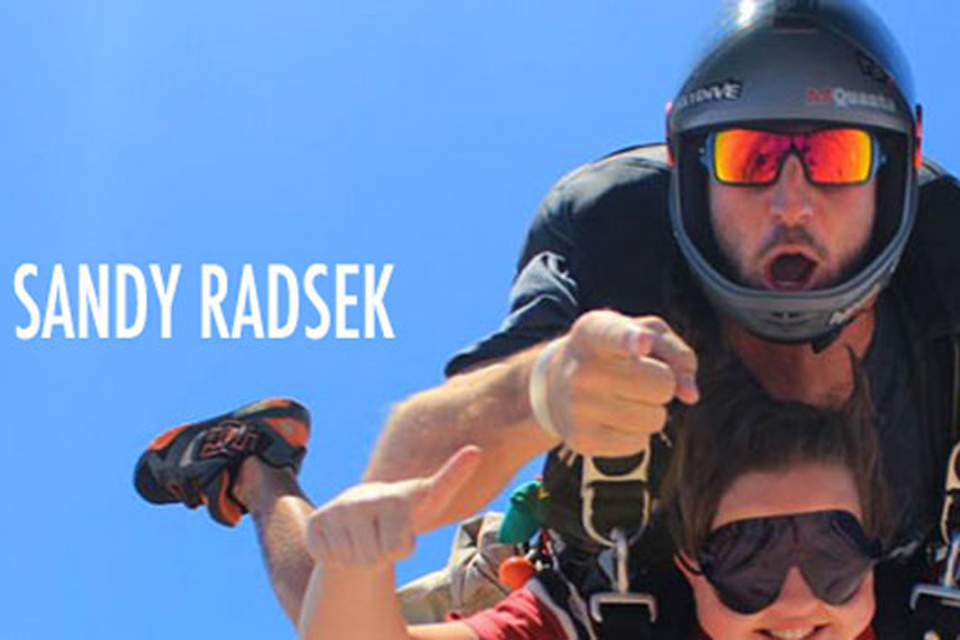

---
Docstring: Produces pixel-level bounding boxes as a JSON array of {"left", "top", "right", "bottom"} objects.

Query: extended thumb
[{"left": 411, "top": 445, "right": 482, "bottom": 532}]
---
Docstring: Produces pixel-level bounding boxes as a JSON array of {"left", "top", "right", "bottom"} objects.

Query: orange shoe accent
[
  {"left": 237, "top": 398, "right": 291, "bottom": 416},
  {"left": 263, "top": 417, "right": 309, "bottom": 448},
  {"left": 499, "top": 556, "right": 537, "bottom": 591},
  {"left": 215, "top": 471, "right": 242, "bottom": 526},
  {"left": 147, "top": 424, "right": 189, "bottom": 451}
]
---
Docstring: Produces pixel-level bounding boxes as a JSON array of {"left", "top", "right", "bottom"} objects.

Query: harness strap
[
  {"left": 532, "top": 569, "right": 597, "bottom": 640},
  {"left": 579, "top": 449, "right": 652, "bottom": 547},
  {"left": 911, "top": 533, "right": 960, "bottom": 639},
  {"left": 913, "top": 335, "right": 960, "bottom": 638},
  {"left": 939, "top": 335, "right": 960, "bottom": 545},
  {"left": 587, "top": 530, "right": 658, "bottom": 640}
]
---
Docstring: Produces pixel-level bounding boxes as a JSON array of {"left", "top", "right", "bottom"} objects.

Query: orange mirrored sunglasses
[{"left": 702, "top": 128, "right": 885, "bottom": 186}]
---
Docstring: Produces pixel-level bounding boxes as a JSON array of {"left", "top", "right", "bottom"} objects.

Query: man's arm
[
  {"left": 364, "top": 311, "right": 700, "bottom": 530},
  {"left": 364, "top": 344, "right": 555, "bottom": 528},
  {"left": 363, "top": 154, "right": 690, "bottom": 528}
]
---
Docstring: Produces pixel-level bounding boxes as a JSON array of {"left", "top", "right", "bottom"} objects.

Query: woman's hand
[{"left": 305, "top": 446, "right": 483, "bottom": 568}]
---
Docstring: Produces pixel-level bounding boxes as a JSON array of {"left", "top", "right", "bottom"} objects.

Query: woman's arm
[
  {"left": 297, "top": 447, "right": 483, "bottom": 640},
  {"left": 299, "top": 563, "right": 408, "bottom": 640},
  {"left": 299, "top": 563, "right": 479, "bottom": 640}
]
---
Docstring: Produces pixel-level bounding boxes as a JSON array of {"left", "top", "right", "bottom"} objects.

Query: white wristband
[{"left": 529, "top": 339, "right": 564, "bottom": 440}]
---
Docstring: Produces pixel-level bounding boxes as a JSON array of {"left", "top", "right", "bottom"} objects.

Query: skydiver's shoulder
[{"left": 542, "top": 143, "right": 672, "bottom": 222}]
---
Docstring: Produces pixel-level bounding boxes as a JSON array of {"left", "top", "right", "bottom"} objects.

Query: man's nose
[
  {"left": 767, "top": 567, "right": 821, "bottom": 617},
  {"left": 770, "top": 154, "right": 815, "bottom": 226}
]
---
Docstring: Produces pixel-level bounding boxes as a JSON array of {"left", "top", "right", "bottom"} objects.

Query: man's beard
[{"left": 723, "top": 225, "right": 870, "bottom": 292}]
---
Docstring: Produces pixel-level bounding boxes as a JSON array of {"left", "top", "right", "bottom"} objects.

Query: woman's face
[{"left": 680, "top": 463, "right": 875, "bottom": 640}]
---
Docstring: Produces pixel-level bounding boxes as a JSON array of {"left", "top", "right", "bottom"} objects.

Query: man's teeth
[{"left": 768, "top": 629, "right": 815, "bottom": 640}]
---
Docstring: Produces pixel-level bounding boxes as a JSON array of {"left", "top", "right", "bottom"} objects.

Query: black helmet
[{"left": 667, "top": 0, "right": 922, "bottom": 345}]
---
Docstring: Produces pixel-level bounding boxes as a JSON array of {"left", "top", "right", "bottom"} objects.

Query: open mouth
[{"left": 763, "top": 252, "right": 819, "bottom": 291}]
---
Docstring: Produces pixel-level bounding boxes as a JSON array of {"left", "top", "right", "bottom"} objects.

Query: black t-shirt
[
  {"left": 868, "top": 296, "right": 935, "bottom": 549},
  {"left": 445, "top": 145, "right": 960, "bottom": 638}
]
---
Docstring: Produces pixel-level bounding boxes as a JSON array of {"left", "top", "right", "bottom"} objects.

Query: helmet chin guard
[{"left": 666, "top": 0, "right": 921, "bottom": 345}]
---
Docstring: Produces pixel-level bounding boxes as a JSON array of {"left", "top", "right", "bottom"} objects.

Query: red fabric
[
  {"left": 458, "top": 586, "right": 567, "bottom": 640},
  {"left": 459, "top": 587, "right": 876, "bottom": 640}
]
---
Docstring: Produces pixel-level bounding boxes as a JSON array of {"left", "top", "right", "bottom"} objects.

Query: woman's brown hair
[{"left": 663, "top": 355, "right": 895, "bottom": 557}]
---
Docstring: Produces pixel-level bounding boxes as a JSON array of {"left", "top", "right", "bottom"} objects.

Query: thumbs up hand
[{"left": 305, "top": 446, "right": 482, "bottom": 568}]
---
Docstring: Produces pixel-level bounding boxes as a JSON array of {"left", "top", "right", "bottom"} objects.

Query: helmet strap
[{"left": 811, "top": 324, "right": 845, "bottom": 354}]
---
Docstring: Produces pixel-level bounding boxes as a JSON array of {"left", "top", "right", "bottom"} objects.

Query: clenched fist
[
  {"left": 535, "top": 311, "right": 699, "bottom": 457},
  {"left": 305, "top": 446, "right": 482, "bottom": 568}
]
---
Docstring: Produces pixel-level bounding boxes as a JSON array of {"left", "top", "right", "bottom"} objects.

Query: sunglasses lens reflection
[{"left": 712, "top": 129, "right": 874, "bottom": 186}]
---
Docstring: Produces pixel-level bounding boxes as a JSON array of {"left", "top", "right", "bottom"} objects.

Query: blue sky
[{"left": 2, "top": 1, "right": 958, "bottom": 638}]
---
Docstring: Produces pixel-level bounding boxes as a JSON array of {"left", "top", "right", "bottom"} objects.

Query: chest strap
[{"left": 588, "top": 529, "right": 658, "bottom": 640}]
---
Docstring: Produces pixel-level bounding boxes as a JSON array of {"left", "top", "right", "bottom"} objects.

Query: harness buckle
[
  {"left": 588, "top": 529, "right": 658, "bottom": 624},
  {"left": 580, "top": 451, "right": 652, "bottom": 547},
  {"left": 910, "top": 532, "right": 960, "bottom": 639}
]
